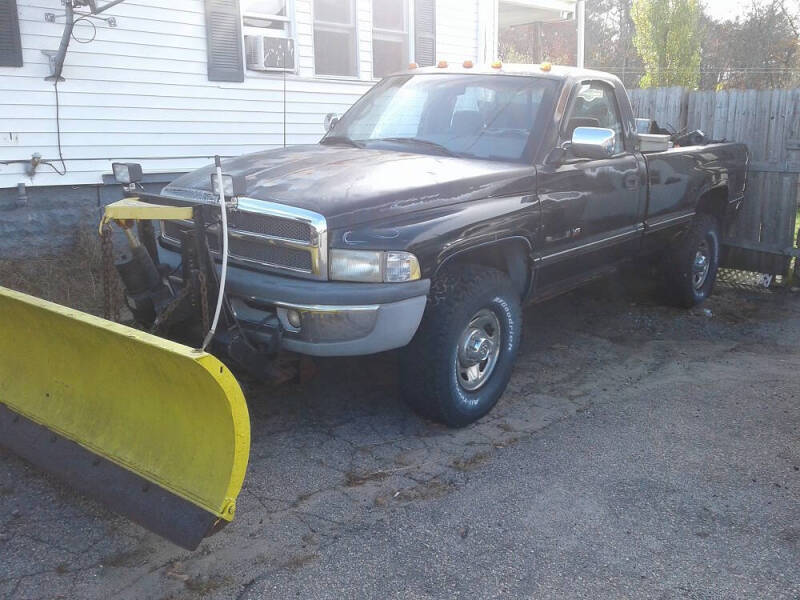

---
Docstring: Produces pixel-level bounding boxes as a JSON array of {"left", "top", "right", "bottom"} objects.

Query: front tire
[
  {"left": 399, "top": 265, "right": 522, "bottom": 427},
  {"left": 664, "top": 214, "right": 720, "bottom": 307}
]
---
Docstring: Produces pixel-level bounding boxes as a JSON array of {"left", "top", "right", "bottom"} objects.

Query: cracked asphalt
[{"left": 1, "top": 273, "right": 798, "bottom": 599}]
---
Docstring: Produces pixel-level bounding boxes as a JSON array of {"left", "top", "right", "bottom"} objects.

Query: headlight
[
  {"left": 330, "top": 250, "right": 383, "bottom": 282},
  {"left": 112, "top": 162, "right": 142, "bottom": 184},
  {"left": 210, "top": 172, "right": 246, "bottom": 198},
  {"left": 329, "top": 249, "right": 420, "bottom": 283}
]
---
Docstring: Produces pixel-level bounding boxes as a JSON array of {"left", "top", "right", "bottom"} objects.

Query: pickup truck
[{"left": 123, "top": 64, "right": 749, "bottom": 427}]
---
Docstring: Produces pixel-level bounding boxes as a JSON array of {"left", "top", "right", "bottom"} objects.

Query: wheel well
[
  {"left": 436, "top": 239, "right": 531, "bottom": 299},
  {"left": 696, "top": 187, "right": 728, "bottom": 223}
]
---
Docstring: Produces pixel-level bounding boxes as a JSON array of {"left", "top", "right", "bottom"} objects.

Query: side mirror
[
  {"left": 571, "top": 127, "right": 617, "bottom": 160},
  {"left": 324, "top": 112, "right": 341, "bottom": 132}
]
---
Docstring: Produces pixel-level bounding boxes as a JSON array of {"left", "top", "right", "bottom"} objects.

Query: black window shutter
[
  {"left": 414, "top": 0, "right": 435, "bottom": 67},
  {"left": 204, "top": 0, "right": 244, "bottom": 82},
  {"left": 0, "top": 0, "right": 23, "bottom": 68}
]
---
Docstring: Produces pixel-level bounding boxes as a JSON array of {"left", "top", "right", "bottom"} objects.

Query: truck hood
[{"left": 162, "top": 144, "right": 537, "bottom": 229}]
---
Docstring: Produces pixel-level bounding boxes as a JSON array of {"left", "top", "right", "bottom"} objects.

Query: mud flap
[{"left": 0, "top": 287, "right": 250, "bottom": 550}]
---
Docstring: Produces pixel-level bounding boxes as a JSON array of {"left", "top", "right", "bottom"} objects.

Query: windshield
[{"left": 323, "top": 74, "right": 559, "bottom": 163}]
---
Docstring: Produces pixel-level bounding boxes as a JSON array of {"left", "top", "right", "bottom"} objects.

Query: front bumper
[{"left": 158, "top": 246, "right": 429, "bottom": 356}]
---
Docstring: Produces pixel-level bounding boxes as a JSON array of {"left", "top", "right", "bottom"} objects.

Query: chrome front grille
[
  {"left": 228, "top": 212, "right": 312, "bottom": 242},
  {"left": 159, "top": 196, "right": 327, "bottom": 280},
  {"left": 207, "top": 232, "right": 315, "bottom": 271}
]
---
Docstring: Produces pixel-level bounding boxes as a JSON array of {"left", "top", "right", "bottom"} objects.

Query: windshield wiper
[
  {"left": 321, "top": 135, "right": 364, "bottom": 148},
  {"left": 370, "top": 137, "right": 458, "bottom": 157}
]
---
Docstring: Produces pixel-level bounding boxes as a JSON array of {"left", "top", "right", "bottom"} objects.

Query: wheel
[
  {"left": 664, "top": 214, "right": 720, "bottom": 308},
  {"left": 399, "top": 265, "right": 522, "bottom": 427}
]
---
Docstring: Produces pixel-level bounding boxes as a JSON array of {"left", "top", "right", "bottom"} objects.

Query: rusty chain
[
  {"left": 198, "top": 271, "right": 210, "bottom": 336},
  {"left": 149, "top": 270, "right": 209, "bottom": 345},
  {"left": 101, "top": 225, "right": 119, "bottom": 322}
]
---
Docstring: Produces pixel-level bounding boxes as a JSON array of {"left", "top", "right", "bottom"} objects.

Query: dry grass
[{"left": 0, "top": 228, "right": 122, "bottom": 317}]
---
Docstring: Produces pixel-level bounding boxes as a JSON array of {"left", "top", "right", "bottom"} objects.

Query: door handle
[{"left": 624, "top": 175, "right": 640, "bottom": 190}]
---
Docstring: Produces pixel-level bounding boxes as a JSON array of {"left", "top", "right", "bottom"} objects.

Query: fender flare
[{"left": 433, "top": 236, "right": 534, "bottom": 299}]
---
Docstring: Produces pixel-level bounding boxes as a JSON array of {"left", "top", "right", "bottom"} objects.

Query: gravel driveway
[{"left": 1, "top": 273, "right": 798, "bottom": 599}]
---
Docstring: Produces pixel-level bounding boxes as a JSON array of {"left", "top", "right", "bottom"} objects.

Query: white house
[{"left": 0, "top": 0, "right": 576, "bottom": 196}]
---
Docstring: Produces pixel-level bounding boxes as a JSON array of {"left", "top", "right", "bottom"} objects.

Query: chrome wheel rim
[
  {"left": 456, "top": 308, "right": 502, "bottom": 392},
  {"left": 693, "top": 240, "right": 711, "bottom": 290}
]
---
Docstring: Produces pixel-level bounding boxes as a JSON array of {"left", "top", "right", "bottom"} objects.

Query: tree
[
  {"left": 585, "top": 0, "right": 643, "bottom": 89},
  {"left": 499, "top": 20, "right": 577, "bottom": 66},
  {"left": 497, "top": 0, "right": 797, "bottom": 91},
  {"left": 632, "top": 0, "right": 702, "bottom": 88},
  {"left": 700, "top": 0, "right": 800, "bottom": 89},
  {"left": 498, "top": 0, "right": 646, "bottom": 90}
]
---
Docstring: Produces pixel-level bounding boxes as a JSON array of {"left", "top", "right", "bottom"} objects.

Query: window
[
  {"left": 242, "top": 0, "right": 290, "bottom": 34},
  {"left": 242, "top": 0, "right": 295, "bottom": 71},
  {"left": 328, "top": 74, "right": 558, "bottom": 163},
  {"left": 372, "top": 0, "right": 408, "bottom": 78},
  {"left": 314, "top": 0, "right": 358, "bottom": 77},
  {"left": 348, "top": 84, "right": 426, "bottom": 139},
  {"left": 565, "top": 82, "right": 625, "bottom": 154}
]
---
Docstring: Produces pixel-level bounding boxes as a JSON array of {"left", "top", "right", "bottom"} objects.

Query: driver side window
[{"left": 565, "top": 82, "right": 624, "bottom": 155}]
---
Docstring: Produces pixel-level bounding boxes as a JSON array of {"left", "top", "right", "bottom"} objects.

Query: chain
[
  {"left": 198, "top": 271, "right": 210, "bottom": 336},
  {"left": 795, "top": 229, "right": 800, "bottom": 283},
  {"left": 100, "top": 225, "right": 119, "bottom": 322},
  {"left": 150, "top": 284, "right": 190, "bottom": 334}
]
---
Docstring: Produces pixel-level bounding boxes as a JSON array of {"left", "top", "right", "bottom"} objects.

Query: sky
[
  {"left": 702, "top": 0, "right": 753, "bottom": 21},
  {"left": 702, "top": 0, "right": 800, "bottom": 22}
]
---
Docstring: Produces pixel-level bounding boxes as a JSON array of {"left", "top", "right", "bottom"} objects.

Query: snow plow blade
[{"left": 0, "top": 286, "right": 250, "bottom": 550}]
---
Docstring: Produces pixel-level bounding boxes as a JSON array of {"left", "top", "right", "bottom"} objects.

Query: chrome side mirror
[
  {"left": 324, "top": 113, "right": 341, "bottom": 132},
  {"left": 571, "top": 127, "right": 616, "bottom": 160}
]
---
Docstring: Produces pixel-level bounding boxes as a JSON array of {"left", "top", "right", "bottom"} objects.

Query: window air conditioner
[{"left": 245, "top": 36, "right": 295, "bottom": 71}]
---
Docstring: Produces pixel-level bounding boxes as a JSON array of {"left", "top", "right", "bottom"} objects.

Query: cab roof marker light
[
  {"left": 540, "top": 62, "right": 553, "bottom": 72},
  {"left": 437, "top": 60, "right": 448, "bottom": 68},
  {"left": 491, "top": 60, "right": 502, "bottom": 69},
  {"left": 408, "top": 62, "right": 418, "bottom": 69},
  {"left": 463, "top": 60, "right": 474, "bottom": 68}
]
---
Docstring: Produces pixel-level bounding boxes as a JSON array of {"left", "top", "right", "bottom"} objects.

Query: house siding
[
  {"left": 435, "top": 0, "right": 479, "bottom": 63},
  {"left": 1, "top": 0, "right": 487, "bottom": 190}
]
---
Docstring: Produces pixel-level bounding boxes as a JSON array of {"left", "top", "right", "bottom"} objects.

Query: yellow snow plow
[
  {"left": 0, "top": 287, "right": 250, "bottom": 550},
  {"left": 0, "top": 166, "right": 258, "bottom": 550}
]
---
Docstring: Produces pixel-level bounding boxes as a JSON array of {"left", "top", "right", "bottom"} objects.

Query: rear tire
[
  {"left": 399, "top": 265, "right": 522, "bottom": 427},
  {"left": 664, "top": 214, "right": 720, "bottom": 308}
]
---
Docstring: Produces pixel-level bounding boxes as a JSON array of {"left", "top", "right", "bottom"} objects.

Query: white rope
[{"left": 201, "top": 164, "right": 229, "bottom": 351}]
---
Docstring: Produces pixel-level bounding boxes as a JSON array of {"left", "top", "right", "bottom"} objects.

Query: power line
[{"left": 598, "top": 67, "right": 800, "bottom": 73}]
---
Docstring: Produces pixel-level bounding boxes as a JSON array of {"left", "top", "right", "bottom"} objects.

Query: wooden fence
[{"left": 629, "top": 87, "right": 800, "bottom": 274}]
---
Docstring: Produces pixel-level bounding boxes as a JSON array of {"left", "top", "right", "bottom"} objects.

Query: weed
[{"left": 0, "top": 227, "right": 123, "bottom": 316}]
